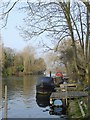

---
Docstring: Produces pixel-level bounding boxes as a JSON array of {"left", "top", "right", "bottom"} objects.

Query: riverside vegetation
[{"left": 1, "top": 46, "right": 46, "bottom": 76}]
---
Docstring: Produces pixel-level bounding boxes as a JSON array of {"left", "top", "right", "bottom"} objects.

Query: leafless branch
[{"left": 1, "top": 0, "right": 20, "bottom": 28}]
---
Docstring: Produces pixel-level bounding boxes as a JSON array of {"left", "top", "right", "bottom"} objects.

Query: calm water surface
[{"left": 1, "top": 75, "right": 67, "bottom": 119}]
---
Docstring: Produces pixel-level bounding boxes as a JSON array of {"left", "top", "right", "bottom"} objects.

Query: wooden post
[
  {"left": 0, "top": 78, "right": 2, "bottom": 110},
  {"left": 65, "top": 84, "right": 68, "bottom": 106},
  {"left": 4, "top": 85, "right": 7, "bottom": 119},
  {"left": 78, "top": 100, "right": 85, "bottom": 117}
]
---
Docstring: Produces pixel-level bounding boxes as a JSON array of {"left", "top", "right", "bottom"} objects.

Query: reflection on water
[
  {"left": 1, "top": 75, "right": 67, "bottom": 119},
  {"left": 36, "top": 93, "right": 51, "bottom": 108},
  {"left": 49, "top": 99, "right": 67, "bottom": 116}
]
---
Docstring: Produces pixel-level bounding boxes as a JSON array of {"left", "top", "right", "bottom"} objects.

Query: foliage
[{"left": 2, "top": 46, "right": 46, "bottom": 76}]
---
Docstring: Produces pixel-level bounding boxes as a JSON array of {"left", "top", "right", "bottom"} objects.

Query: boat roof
[{"left": 37, "top": 76, "right": 53, "bottom": 84}]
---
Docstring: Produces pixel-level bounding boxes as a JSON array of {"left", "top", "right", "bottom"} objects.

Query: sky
[
  {"left": 1, "top": 2, "right": 54, "bottom": 57},
  {"left": 1, "top": 8, "right": 35, "bottom": 51}
]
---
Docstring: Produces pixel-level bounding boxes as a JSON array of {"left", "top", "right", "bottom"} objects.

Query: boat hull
[
  {"left": 36, "top": 77, "right": 55, "bottom": 94},
  {"left": 36, "top": 85, "right": 55, "bottom": 94}
]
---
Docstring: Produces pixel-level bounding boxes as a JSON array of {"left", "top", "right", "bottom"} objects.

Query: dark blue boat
[{"left": 36, "top": 77, "right": 55, "bottom": 94}]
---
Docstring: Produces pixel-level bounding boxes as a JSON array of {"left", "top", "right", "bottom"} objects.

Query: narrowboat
[{"left": 36, "top": 76, "right": 55, "bottom": 94}]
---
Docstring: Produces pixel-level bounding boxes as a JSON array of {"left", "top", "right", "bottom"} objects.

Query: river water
[{"left": 1, "top": 75, "right": 67, "bottom": 119}]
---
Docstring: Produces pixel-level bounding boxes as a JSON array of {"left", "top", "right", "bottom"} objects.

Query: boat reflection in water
[
  {"left": 36, "top": 93, "right": 51, "bottom": 108},
  {"left": 49, "top": 99, "right": 67, "bottom": 116},
  {"left": 36, "top": 93, "right": 67, "bottom": 117}
]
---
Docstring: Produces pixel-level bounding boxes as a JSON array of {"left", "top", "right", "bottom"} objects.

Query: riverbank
[
  {"left": 2, "top": 71, "right": 45, "bottom": 77},
  {"left": 68, "top": 98, "right": 89, "bottom": 119}
]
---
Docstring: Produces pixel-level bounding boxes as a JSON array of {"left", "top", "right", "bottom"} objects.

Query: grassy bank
[{"left": 67, "top": 98, "right": 89, "bottom": 119}]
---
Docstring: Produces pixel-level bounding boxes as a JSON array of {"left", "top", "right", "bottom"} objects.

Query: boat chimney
[{"left": 50, "top": 71, "right": 51, "bottom": 77}]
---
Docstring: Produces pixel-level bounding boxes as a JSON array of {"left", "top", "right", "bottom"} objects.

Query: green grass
[{"left": 68, "top": 99, "right": 83, "bottom": 118}]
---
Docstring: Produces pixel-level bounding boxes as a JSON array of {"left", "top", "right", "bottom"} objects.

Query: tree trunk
[{"left": 86, "top": 5, "right": 90, "bottom": 87}]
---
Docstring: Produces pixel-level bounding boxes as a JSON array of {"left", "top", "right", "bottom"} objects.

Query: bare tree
[{"left": 0, "top": 0, "right": 20, "bottom": 28}]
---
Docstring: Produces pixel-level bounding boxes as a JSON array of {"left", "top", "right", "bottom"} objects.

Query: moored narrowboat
[{"left": 36, "top": 76, "right": 55, "bottom": 94}]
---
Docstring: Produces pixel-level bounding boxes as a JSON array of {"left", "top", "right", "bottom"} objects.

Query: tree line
[{"left": 2, "top": 45, "right": 46, "bottom": 76}]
